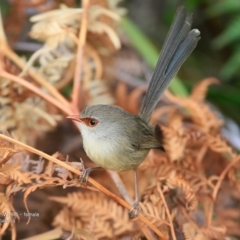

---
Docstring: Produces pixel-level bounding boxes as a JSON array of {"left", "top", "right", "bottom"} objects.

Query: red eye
[{"left": 80, "top": 117, "right": 98, "bottom": 127}]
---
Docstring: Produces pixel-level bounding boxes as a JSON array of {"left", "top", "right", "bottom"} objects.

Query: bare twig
[
  {"left": 72, "top": 0, "right": 89, "bottom": 110},
  {"left": 157, "top": 183, "right": 177, "bottom": 240},
  {"left": 212, "top": 156, "right": 240, "bottom": 201},
  {"left": 206, "top": 156, "right": 240, "bottom": 227},
  {"left": 0, "top": 70, "right": 74, "bottom": 116}
]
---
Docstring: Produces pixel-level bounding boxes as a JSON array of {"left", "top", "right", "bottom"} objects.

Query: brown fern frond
[
  {"left": 161, "top": 125, "right": 187, "bottom": 161},
  {"left": 51, "top": 191, "right": 135, "bottom": 239},
  {"left": 54, "top": 208, "right": 81, "bottom": 235},
  {"left": 139, "top": 150, "right": 168, "bottom": 171},
  {"left": 167, "top": 110, "right": 184, "bottom": 132},
  {"left": 201, "top": 226, "right": 226, "bottom": 240},
  {"left": 166, "top": 173, "right": 198, "bottom": 211},
  {"left": 0, "top": 163, "right": 31, "bottom": 185},
  {"left": 27, "top": 2, "right": 124, "bottom": 77},
  {"left": 140, "top": 202, "right": 167, "bottom": 226},
  {"left": 140, "top": 203, "right": 170, "bottom": 238},
  {"left": 182, "top": 222, "right": 208, "bottom": 240},
  {"left": 84, "top": 80, "right": 115, "bottom": 106},
  {"left": 36, "top": 48, "right": 75, "bottom": 88},
  {"left": 227, "top": 163, "right": 240, "bottom": 191},
  {"left": 0, "top": 134, "right": 23, "bottom": 165},
  {"left": 207, "top": 134, "right": 237, "bottom": 159},
  {"left": 217, "top": 206, "right": 240, "bottom": 236},
  {"left": 115, "top": 82, "right": 147, "bottom": 114},
  {"left": 127, "top": 86, "right": 147, "bottom": 114},
  {"left": 0, "top": 193, "right": 18, "bottom": 235},
  {"left": 190, "top": 78, "right": 219, "bottom": 102},
  {"left": 165, "top": 90, "right": 222, "bottom": 132}
]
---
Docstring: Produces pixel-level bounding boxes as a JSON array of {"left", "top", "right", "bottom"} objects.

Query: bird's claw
[
  {"left": 79, "top": 159, "right": 92, "bottom": 185},
  {"left": 79, "top": 167, "right": 92, "bottom": 185},
  {"left": 128, "top": 201, "right": 140, "bottom": 219}
]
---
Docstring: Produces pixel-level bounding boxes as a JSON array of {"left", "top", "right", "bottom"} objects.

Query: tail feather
[{"left": 139, "top": 6, "right": 200, "bottom": 123}]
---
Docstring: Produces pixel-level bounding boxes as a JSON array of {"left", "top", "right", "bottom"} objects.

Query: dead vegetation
[{"left": 0, "top": 0, "right": 239, "bottom": 239}]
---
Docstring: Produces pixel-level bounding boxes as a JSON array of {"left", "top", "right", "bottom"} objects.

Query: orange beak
[{"left": 66, "top": 115, "right": 82, "bottom": 122}]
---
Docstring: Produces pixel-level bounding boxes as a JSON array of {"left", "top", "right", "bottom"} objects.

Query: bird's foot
[
  {"left": 79, "top": 159, "right": 92, "bottom": 185},
  {"left": 79, "top": 167, "right": 93, "bottom": 185},
  {"left": 128, "top": 201, "right": 141, "bottom": 219}
]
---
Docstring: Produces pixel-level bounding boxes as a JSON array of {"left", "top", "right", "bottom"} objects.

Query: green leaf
[
  {"left": 220, "top": 45, "right": 240, "bottom": 79},
  {"left": 208, "top": 85, "right": 240, "bottom": 106},
  {"left": 207, "top": 0, "right": 240, "bottom": 16},
  {"left": 212, "top": 15, "right": 240, "bottom": 49},
  {"left": 185, "top": 0, "right": 202, "bottom": 11}
]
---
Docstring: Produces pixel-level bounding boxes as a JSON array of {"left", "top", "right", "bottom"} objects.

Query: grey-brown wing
[{"left": 130, "top": 118, "right": 164, "bottom": 151}]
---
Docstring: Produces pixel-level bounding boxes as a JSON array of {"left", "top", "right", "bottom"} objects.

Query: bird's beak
[{"left": 66, "top": 115, "right": 82, "bottom": 122}]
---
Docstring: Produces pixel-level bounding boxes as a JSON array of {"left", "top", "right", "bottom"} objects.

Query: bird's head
[{"left": 67, "top": 104, "right": 130, "bottom": 140}]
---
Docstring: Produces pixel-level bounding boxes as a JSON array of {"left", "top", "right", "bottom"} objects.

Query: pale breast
[
  {"left": 79, "top": 117, "right": 149, "bottom": 171},
  {"left": 82, "top": 133, "right": 147, "bottom": 172}
]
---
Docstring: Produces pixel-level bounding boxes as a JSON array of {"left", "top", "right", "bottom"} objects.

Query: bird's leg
[
  {"left": 79, "top": 159, "right": 102, "bottom": 184},
  {"left": 128, "top": 169, "right": 141, "bottom": 218}
]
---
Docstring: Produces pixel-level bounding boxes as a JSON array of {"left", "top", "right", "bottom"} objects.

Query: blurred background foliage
[
  {"left": 123, "top": 0, "right": 240, "bottom": 126},
  {"left": 1, "top": 0, "right": 240, "bottom": 130}
]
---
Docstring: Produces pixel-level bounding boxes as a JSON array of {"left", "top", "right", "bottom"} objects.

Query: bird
[{"left": 67, "top": 6, "right": 200, "bottom": 218}]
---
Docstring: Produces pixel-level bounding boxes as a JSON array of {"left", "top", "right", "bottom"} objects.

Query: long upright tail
[{"left": 139, "top": 6, "right": 200, "bottom": 123}]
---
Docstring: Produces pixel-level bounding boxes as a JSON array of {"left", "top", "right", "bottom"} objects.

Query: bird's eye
[
  {"left": 88, "top": 118, "right": 98, "bottom": 127},
  {"left": 90, "top": 119, "right": 96, "bottom": 125}
]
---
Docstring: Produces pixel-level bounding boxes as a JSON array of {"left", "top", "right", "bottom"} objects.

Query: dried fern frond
[
  {"left": 139, "top": 202, "right": 168, "bottom": 228},
  {"left": 0, "top": 133, "right": 23, "bottom": 165},
  {"left": 30, "top": 3, "right": 122, "bottom": 49},
  {"left": 161, "top": 125, "right": 187, "bottom": 161},
  {"left": 0, "top": 86, "right": 61, "bottom": 143},
  {"left": 115, "top": 82, "right": 147, "bottom": 114},
  {"left": 18, "top": 1, "right": 125, "bottom": 95},
  {"left": 165, "top": 82, "right": 223, "bottom": 132},
  {"left": 0, "top": 57, "right": 62, "bottom": 143},
  {"left": 0, "top": 163, "right": 32, "bottom": 185},
  {"left": 145, "top": 170, "right": 198, "bottom": 211},
  {"left": 166, "top": 172, "right": 198, "bottom": 211},
  {"left": 0, "top": 193, "right": 18, "bottom": 235},
  {"left": 141, "top": 183, "right": 170, "bottom": 231},
  {"left": 183, "top": 223, "right": 205, "bottom": 240},
  {"left": 190, "top": 78, "right": 219, "bottom": 102},
  {"left": 51, "top": 191, "right": 134, "bottom": 239},
  {"left": 207, "top": 134, "right": 237, "bottom": 159},
  {"left": 201, "top": 226, "right": 226, "bottom": 240},
  {"left": 85, "top": 80, "right": 115, "bottom": 105},
  {"left": 29, "top": 4, "right": 83, "bottom": 48},
  {"left": 87, "top": 5, "right": 121, "bottom": 50},
  {"left": 36, "top": 48, "right": 75, "bottom": 87}
]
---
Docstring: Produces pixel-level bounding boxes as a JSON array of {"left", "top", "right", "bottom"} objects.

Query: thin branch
[
  {"left": 0, "top": 70, "right": 74, "bottom": 116},
  {"left": 212, "top": 156, "right": 240, "bottom": 201},
  {"left": 157, "top": 183, "right": 177, "bottom": 240},
  {"left": 0, "top": 133, "right": 166, "bottom": 240},
  {"left": 206, "top": 156, "right": 240, "bottom": 227},
  {"left": 72, "top": 0, "right": 89, "bottom": 110}
]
